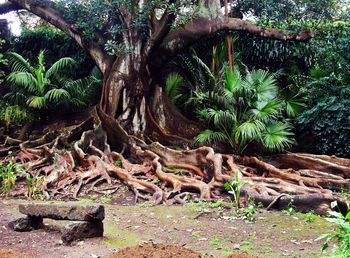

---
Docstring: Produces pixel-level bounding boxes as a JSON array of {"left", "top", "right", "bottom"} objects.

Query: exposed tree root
[{"left": 0, "top": 108, "right": 349, "bottom": 215}]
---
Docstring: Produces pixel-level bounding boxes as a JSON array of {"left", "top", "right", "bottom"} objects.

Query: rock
[
  {"left": 8, "top": 216, "right": 43, "bottom": 232},
  {"left": 19, "top": 203, "right": 105, "bottom": 221},
  {"left": 61, "top": 221, "right": 103, "bottom": 245}
]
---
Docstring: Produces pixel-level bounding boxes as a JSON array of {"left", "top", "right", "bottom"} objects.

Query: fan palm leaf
[
  {"left": 250, "top": 99, "right": 282, "bottom": 122},
  {"left": 281, "top": 90, "right": 307, "bottom": 118},
  {"left": 246, "top": 69, "right": 278, "bottom": 101},
  {"left": 261, "top": 122, "right": 295, "bottom": 152},
  {"left": 235, "top": 120, "right": 265, "bottom": 143}
]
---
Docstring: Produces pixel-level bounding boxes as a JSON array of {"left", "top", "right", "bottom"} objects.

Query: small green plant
[
  {"left": 282, "top": 200, "right": 296, "bottom": 215},
  {"left": 317, "top": 208, "right": 350, "bottom": 257},
  {"left": 238, "top": 201, "right": 256, "bottom": 222},
  {"left": 114, "top": 159, "right": 122, "bottom": 167},
  {"left": 209, "top": 236, "right": 220, "bottom": 249},
  {"left": 101, "top": 195, "right": 111, "bottom": 204},
  {"left": 257, "top": 202, "right": 264, "bottom": 208},
  {"left": 305, "top": 211, "right": 315, "bottom": 223},
  {"left": 224, "top": 171, "right": 251, "bottom": 208},
  {"left": 0, "top": 161, "right": 26, "bottom": 193},
  {"left": 25, "top": 173, "right": 45, "bottom": 199}
]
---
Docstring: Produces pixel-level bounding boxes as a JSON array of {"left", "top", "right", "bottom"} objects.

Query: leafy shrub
[
  {"left": 0, "top": 100, "right": 37, "bottom": 127},
  {"left": 166, "top": 47, "right": 305, "bottom": 154},
  {"left": 0, "top": 161, "right": 26, "bottom": 193},
  {"left": 5, "top": 51, "right": 101, "bottom": 113},
  {"left": 297, "top": 87, "right": 350, "bottom": 157},
  {"left": 0, "top": 39, "right": 7, "bottom": 85},
  {"left": 318, "top": 209, "right": 350, "bottom": 257},
  {"left": 192, "top": 65, "right": 302, "bottom": 154}
]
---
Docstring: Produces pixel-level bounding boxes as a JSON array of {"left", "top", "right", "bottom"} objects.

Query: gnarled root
[{"left": 0, "top": 108, "right": 349, "bottom": 215}]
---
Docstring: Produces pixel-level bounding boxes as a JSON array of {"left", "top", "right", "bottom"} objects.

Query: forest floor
[{"left": 0, "top": 195, "right": 337, "bottom": 258}]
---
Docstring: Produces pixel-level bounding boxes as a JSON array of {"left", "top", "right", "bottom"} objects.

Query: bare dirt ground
[{"left": 0, "top": 198, "right": 336, "bottom": 258}]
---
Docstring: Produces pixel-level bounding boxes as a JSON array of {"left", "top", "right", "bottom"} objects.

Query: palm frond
[
  {"left": 198, "top": 108, "right": 236, "bottom": 127},
  {"left": 246, "top": 69, "right": 278, "bottom": 101},
  {"left": 44, "top": 88, "right": 71, "bottom": 103},
  {"left": 235, "top": 120, "right": 265, "bottom": 142},
  {"left": 27, "top": 96, "right": 47, "bottom": 109},
  {"left": 165, "top": 73, "right": 184, "bottom": 103},
  {"left": 224, "top": 64, "right": 243, "bottom": 95},
  {"left": 46, "top": 57, "right": 76, "bottom": 79},
  {"left": 7, "top": 72, "right": 38, "bottom": 94},
  {"left": 194, "top": 130, "right": 228, "bottom": 145},
  {"left": 250, "top": 99, "right": 282, "bottom": 122},
  {"left": 191, "top": 50, "right": 216, "bottom": 86},
  {"left": 261, "top": 122, "right": 295, "bottom": 152},
  {"left": 7, "top": 52, "right": 33, "bottom": 73},
  {"left": 281, "top": 90, "right": 307, "bottom": 118}
]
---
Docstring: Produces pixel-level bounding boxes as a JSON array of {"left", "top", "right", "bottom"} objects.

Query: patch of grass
[
  {"left": 221, "top": 249, "right": 238, "bottom": 256},
  {"left": 188, "top": 200, "right": 223, "bottom": 211},
  {"left": 240, "top": 240, "right": 253, "bottom": 251},
  {"left": 101, "top": 195, "right": 111, "bottom": 204},
  {"left": 305, "top": 210, "right": 316, "bottom": 223},
  {"left": 209, "top": 236, "right": 220, "bottom": 248},
  {"left": 104, "top": 221, "right": 141, "bottom": 248},
  {"left": 77, "top": 198, "right": 94, "bottom": 204}
]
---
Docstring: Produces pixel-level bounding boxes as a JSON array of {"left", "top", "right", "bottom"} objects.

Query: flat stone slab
[
  {"left": 61, "top": 221, "right": 104, "bottom": 245},
  {"left": 19, "top": 203, "right": 105, "bottom": 221}
]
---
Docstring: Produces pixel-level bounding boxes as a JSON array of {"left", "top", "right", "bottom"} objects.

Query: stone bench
[{"left": 9, "top": 203, "right": 105, "bottom": 245}]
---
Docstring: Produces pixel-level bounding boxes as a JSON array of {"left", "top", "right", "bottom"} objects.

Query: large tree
[{"left": 1, "top": 0, "right": 349, "bottom": 214}]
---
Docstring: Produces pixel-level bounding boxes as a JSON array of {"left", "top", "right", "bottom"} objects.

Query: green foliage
[
  {"left": 11, "top": 27, "right": 94, "bottom": 77},
  {"left": 25, "top": 173, "right": 45, "bottom": 200},
  {"left": 297, "top": 88, "right": 350, "bottom": 157},
  {"left": 166, "top": 45, "right": 303, "bottom": 154},
  {"left": 101, "top": 195, "right": 111, "bottom": 204},
  {"left": 0, "top": 161, "right": 26, "bottom": 193},
  {"left": 282, "top": 201, "right": 296, "bottom": 216},
  {"left": 5, "top": 51, "right": 101, "bottom": 113},
  {"left": 0, "top": 100, "right": 37, "bottom": 127},
  {"left": 193, "top": 65, "right": 297, "bottom": 154},
  {"left": 305, "top": 211, "right": 316, "bottom": 224},
  {"left": 0, "top": 40, "right": 8, "bottom": 85},
  {"left": 317, "top": 209, "right": 350, "bottom": 257},
  {"left": 165, "top": 73, "right": 184, "bottom": 104},
  {"left": 114, "top": 159, "right": 122, "bottom": 167},
  {"left": 54, "top": 0, "right": 200, "bottom": 54},
  {"left": 224, "top": 171, "right": 251, "bottom": 208}
]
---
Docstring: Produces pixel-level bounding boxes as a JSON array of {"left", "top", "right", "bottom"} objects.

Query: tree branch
[
  {"left": 6, "top": 0, "right": 112, "bottom": 73},
  {"left": 152, "top": 17, "right": 314, "bottom": 69}
]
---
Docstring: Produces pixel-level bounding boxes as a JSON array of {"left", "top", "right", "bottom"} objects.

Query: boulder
[
  {"left": 8, "top": 216, "right": 43, "bottom": 232},
  {"left": 19, "top": 203, "right": 105, "bottom": 221},
  {"left": 61, "top": 221, "right": 104, "bottom": 245}
]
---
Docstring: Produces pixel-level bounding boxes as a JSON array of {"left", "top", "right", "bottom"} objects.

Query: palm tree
[
  {"left": 5, "top": 51, "right": 101, "bottom": 112},
  {"left": 194, "top": 65, "right": 295, "bottom": 154}
]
